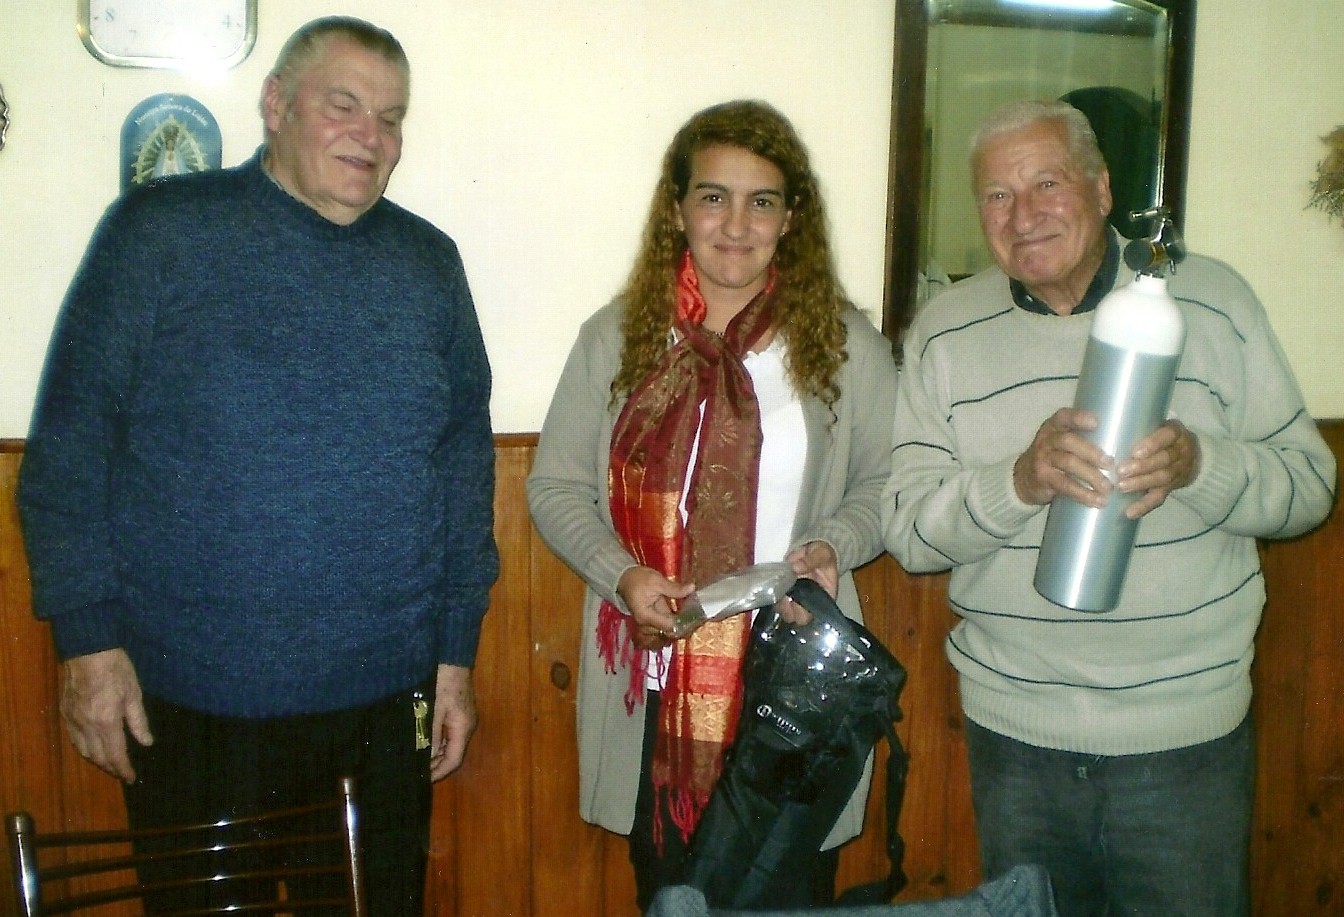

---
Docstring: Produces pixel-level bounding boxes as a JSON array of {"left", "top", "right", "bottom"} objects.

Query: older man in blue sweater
[{"left": 18, "top": 17, "right": 497, "bottom": 915}]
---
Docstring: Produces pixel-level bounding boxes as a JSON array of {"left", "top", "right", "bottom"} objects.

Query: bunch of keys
[{"left": 412, "top": 692, "right": 430, "bottom": 750}]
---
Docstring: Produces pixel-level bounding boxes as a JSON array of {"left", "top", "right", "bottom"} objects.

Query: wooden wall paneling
[
  {"left": 423, "top": 771, "right": 458, "bottom": 915},
  {"left": 0, "top": 448, "right": 57, "bottom": 910},
  {"left": 601, "top": 824, "right": 639, "bottom": 915},
  {"left": 437, "top": 440, "right": 536, "bottom": 917},
  {"left": 2, "top": 427, "right": 1343, "bottom": 917},
  {"left": 903, "top": 574, "right": 977, "bottom": 899},
  {"left": 1295, "top": 425, "right": 1344, "bottom": 912},
  {"left": 856, "top": 554, "right": 982, "bottom": 902},
  {"left": 0, "top": 448, "right": 136, "bottom": 915},
  {"left": 1250, "top": 529, "right": 1312, "bottom": 915},
  {"left": 1251, "top": 422, "right": 1344, "bottom": 915},
  {"left": 520, "top": 438, "right": 615, "bottom": 917},
  {"left": 1297, "top": 531, "right": 1344, "bottom": 914}
]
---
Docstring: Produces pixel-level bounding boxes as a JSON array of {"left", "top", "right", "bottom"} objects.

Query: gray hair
[
  {"left": 266, "top": 17, "right": 409, "bottom": 110},
  {"left": 969, "top": 100, "right": 1106, "bottom": 180}
]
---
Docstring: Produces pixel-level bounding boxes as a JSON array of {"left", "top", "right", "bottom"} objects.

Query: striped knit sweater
[{"left": 882, "top": 243, "right": 1335, "bottom": 755}]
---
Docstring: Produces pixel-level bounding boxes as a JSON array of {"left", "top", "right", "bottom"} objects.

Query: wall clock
[{"left": 78, "top": 0, "right": 258, "bottom": 70}]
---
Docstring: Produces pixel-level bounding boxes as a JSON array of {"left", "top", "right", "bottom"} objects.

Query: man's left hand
[
  {"left": 1115, "top": 419, "right": 1201, "bottom": 518},
  {"left": 430, "top": 663, "right": 477, "bottom": 781}
]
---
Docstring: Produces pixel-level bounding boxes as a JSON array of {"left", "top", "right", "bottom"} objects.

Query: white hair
[{"left": 968, "top": 100, "right": 1106, "bottom": 180}]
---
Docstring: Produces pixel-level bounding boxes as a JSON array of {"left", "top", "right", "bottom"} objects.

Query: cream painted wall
[
  {"left": 2, "top": 2, "right": 1342, "bottom": 438},
  {"left": 0, "top": 2, "right": 895, "bottom": 436},
  {"left": 1184, "top": 0, "right": 1344, "bottom": 417}
]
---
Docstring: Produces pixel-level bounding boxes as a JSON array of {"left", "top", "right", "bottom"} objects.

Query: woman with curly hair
[{"left": 527, "top": 99, "right": 898, "bottom": 910}]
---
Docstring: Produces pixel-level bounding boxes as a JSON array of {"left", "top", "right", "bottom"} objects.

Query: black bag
[{"left": 684, "top": 577, "right": 909, "bottom": 910}]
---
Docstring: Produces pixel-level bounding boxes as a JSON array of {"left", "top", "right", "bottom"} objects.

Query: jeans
[{"left": 964, "top": 714, "right": 1253, "bottom": 917}]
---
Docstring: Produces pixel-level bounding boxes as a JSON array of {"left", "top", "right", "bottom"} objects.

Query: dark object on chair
[
  {"left": 649, "top": 863, "right": 1058, "bottom": 917},
  {"left": 684, "top": 578, "right": 909, "bottom": 910},
  {"left": 1060, "top": 86, "right": 1161, "bottom": 240},
  {"left": 6, "top": 776, "right": 365, "bottom": 916}
]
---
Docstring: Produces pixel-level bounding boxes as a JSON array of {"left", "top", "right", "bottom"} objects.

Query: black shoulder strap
[
  {"left": 834, "top": 720, "right": 909, "bottom": 905},
  {"left": 785, "top": 578, "right": 910, "bottom": 905}
]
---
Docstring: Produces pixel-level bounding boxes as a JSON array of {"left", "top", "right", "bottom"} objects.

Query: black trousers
[
  {"left": 124, "top": 681, "right": 434, "bottom": 917},
  {"left": 628, "top": 691, "right": 839, "bottom": 913}
]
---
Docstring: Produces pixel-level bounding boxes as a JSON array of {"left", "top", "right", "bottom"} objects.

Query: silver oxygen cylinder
[{"left": 1033, "top": 272, "right": 1186, "bottom": 611}]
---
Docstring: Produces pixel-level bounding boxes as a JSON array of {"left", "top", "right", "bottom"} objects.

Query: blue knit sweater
[{"left": 19, "top": 151, "right": 499, "bottom": 717}]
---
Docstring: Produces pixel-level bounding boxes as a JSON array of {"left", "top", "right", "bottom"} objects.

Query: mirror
[{"left": 883, "top": 0, "right": 1195, "bottom": 341}]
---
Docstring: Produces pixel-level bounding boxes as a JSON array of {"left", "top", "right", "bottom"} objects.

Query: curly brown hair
[{"left": 612, "top": 100, "right": 849, "bottom": 411}]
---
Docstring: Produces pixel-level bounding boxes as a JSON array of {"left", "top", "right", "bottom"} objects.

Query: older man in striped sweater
[{"left": 883, "top": 100, "right": 1335, "bottom": 917}]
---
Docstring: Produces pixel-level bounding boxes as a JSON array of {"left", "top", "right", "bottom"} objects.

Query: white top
[{"left": 648, "top": 336, "right": 806, "bottom": 688}]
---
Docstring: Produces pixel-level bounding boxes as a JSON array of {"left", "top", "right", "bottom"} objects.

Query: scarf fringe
[
  {"left": 598, "top": 599, "right": 674, "bottom": 715},
  {"left": 653, "top": 781, "right": 711, "bottom": 849}
]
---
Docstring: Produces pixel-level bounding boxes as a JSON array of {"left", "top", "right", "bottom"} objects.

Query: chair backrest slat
[{"left": 4, "top": 777, "right": 365, "bottom": 916}]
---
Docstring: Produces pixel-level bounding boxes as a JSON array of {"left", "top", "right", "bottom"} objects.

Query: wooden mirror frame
[{"left": 881, "top": 0, "right": 1197, "bottom": 345}]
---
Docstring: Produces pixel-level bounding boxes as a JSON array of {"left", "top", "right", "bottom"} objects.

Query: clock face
[{"left": 80, "top": 0, "right": 257, "bottom": 69}]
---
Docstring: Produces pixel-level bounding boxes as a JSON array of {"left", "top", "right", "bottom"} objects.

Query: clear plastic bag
[{"left": 668, "top": 561, "right": 797, "bottom": 638}]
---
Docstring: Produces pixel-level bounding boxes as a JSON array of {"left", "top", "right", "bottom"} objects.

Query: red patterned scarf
[{"left": 598, "top": 250, "right": 775, "bottom": 844}]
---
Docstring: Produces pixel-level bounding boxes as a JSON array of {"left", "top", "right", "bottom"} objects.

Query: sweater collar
[
  {"left": 249, "top": 146, "right": 386, "bottom": 235},
  {"left": 1009, "top": 230, "right": 1121, "bottom": 316}
]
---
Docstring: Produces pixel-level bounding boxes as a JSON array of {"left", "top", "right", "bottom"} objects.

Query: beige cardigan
[{"left": 527, "top": 301, "right": 899, "bottom": 849}]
